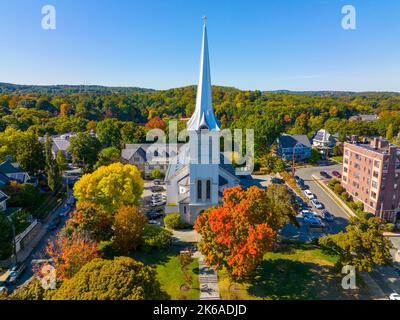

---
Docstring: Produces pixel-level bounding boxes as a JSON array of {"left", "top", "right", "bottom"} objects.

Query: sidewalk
[
  {"left": 193, "top": 251, "right": 220, "bottom": 300},
  {"left": 0, "top": 196, "right": 67, "bottom": 268}
]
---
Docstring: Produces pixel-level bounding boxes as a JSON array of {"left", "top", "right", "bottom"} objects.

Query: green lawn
[
  {"left": 133, "top": 247, "right": 200, "bottom": 300},
  {"left": 330, "top": 156, "right": 343, "bottom": 163},
  {"left": 219, "top": 243, "right": 368, "bottom": 300}
]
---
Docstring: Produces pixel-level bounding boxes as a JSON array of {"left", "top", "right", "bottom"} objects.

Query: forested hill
[{"left": 0, "top": 83, "right": 155, "bottom": 94}]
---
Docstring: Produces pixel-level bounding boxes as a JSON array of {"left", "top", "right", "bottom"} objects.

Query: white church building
[{"left": 165, "top": 20, "right": 239, "bottom": 225}]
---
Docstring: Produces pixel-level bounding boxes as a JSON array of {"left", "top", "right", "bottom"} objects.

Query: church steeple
[{"left": 187, "top": 17, "right": 220, "bottom": 132}]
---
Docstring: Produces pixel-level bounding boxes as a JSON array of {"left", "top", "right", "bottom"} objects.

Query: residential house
[
  {"left": 121, "top": 143, "right": 185, "bottom": 179},
  {"left": 276, "top": 134, "right": 312, "bottom": 162},
  {"left": 0, "top": 190, "right": 9, "bottom": 212},
  {"left": 312, "top": 129, "right": 338, "bottom": 156},
  {"left": 39, "top": 133, "right": 76, "bottom": 161},
  {"left": 0, "top": 157, "right": 30, "bottom": 184}
]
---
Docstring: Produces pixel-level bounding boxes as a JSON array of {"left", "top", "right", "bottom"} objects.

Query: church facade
[{"left": 165, "top": 20, "right": 239, "bottom": 225}]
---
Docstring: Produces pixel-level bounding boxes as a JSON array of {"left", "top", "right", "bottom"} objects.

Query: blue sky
[{"left": 0, "top": 0, "right": 399, "bottom": 91}]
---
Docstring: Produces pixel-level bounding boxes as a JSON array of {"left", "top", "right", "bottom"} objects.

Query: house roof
[
  {"left": 278, "top": 134, "right": 311, "bottom": 149},
  {"left": 312, "top": 129, "right": 338, "bottom": 143},
  {"left": 0, "top": 190, "right": 9, "bottom": 203},
  {"left": 0, "top": 160, "right": 26, "bottom": 174},
  {"left": 0, "top": 172, "right": 10, "bottom": 184},
  {"left": 122, "top": 143, "right": 185, "bottom": 163}
]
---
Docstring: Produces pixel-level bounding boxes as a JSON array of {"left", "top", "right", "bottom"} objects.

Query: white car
[
  {"left": 303, "top": 189, "right": 315, "bottom": 199},
  {"left": 148, "top": 220, "right": 161, "bottom": 226},
  {"left": 311, "top": 199, "right": 324, "bottom": 210},
  {"left": 0, "top": 286, "right": 7, "bottom": 295},
  {"left": 390, "top": 292, "right": 400, "bottom": 300},
  {"left": 150, "top": 199, "right": 166, "bottom": 207}
]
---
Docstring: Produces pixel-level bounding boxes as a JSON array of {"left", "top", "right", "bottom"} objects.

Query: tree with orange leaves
[
  {"left": 195, "top": 186, "right": 277, "bottom": 279},
  {"left": 45, "top": 231, "right": 99, "bottom": 280},
  {"left": 145, "top": 116, "right": 166, "bottom": 131}
]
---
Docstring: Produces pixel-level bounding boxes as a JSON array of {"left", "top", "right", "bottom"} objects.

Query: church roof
[{"left": 187, "top": 19, "right": 220, "bottom": 132}]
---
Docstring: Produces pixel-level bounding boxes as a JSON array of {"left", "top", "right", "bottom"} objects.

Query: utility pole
[{"left": 292, "top": 142, "right": 299, "bottom": 177}]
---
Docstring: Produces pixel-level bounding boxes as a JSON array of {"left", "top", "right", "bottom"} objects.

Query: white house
[
  {"left": 165, "top": 20, "right": 239, "bottom": 225},
  {"left": 312, "top": 129, "right": 338, "bottom": 155}
]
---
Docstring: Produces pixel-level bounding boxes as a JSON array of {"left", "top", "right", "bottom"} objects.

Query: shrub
[
  {"left": 384, "top": 223, "right": 395, "bottom": 232},
  {"left": 164, "top": 213, "right": 181, "bottom": 229},
  {"left": 333, "top": 183, "right": 344, "bottom": 195},
  {"left": 150, "top": 169, "right": 162, "bottom": 180},
  {"left": 142, "top": 225, "right": 172, "bottom": 252}
]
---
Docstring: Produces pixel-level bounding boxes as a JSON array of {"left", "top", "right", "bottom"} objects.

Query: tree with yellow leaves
[{"left": 73, "top": 163, "right": 144, "bottom": 212}]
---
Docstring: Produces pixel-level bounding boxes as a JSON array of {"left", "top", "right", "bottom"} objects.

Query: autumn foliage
[
  {"left": 145, "top": 116, "right": 166, "bottom": 131},
  {"left": 45, "top": 231, "right": 99, "bottom": 280},
  {"left": 194, "top": 186, "right": 276, "bottom": 279}
]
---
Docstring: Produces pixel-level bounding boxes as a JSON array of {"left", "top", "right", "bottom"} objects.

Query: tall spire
[{"left": 187, "top": 18, "right": 220, "bottom": 131}]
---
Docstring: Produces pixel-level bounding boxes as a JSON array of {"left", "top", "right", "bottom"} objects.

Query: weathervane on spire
[{"left": 202, "top": 16, "right": 207, "bottom": 25}]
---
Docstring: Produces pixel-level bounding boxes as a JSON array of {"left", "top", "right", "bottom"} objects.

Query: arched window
[
  {"left": 197, "top": 180, "right": 202, "bottom": 200},
  {"left": 206, "top": 180, "right": 211, "bottom": 200}
]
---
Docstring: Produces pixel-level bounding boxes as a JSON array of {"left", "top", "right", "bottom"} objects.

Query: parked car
[
  {"left": 47, "top": 217, "right": 61, "bottom": 230},
  {"left": 300, "top": 184, "right": 309, "bottom": 191},
  {"left": 151, "top": 186, "right": 164, "bottom": 193},
  {"left": 304, "top": 215, "right": 325, "bottom": 228},
  {"left": 147, "top": 210, "right": 163, "bottom": 220},
  {"left": 150, "top": 199, "right": 166, "bottom": 207},
  {"left": 303, "top": 189, "right": 315, "bottom": 199},
  {"left": 320, "top": 171, "right": 332, "bottom": 179},
  {"left": 66, "top": 196, "right": 76, "bottom": 206},
  {"left": 148, "top": 220, "right": 161, "bottom": 226},
  {"left": 390, "top": 292, "right": 400, "bottom": 300},
  {"left": 301, "top": 209, "right": 315, "bottom": 218},
  {"left": 7, "top": 263, "right": 26, "bottom": 285},
  {"left": 332, "top": 171, "right": 342, "bottom": 178},
  {"left": 271, "top": 177, "right": 284, "bottom": 184},
  {"left": 153, "top": 179, "right": 163, "bottom": 186},
  {"left": 58, "top": 204, "right": 71, "bottom": 217},
  {"left": 151, "top": 193, "right": 166, "bottom": 201},
  {"left": 311, "top": 198, "right": 324, "bottom": 210},
  {"left": 0, "top": 286, "right": 7, "bottom": 295},
  {"left": 322, "top": 210, "right": 334, "bottom": 222}
]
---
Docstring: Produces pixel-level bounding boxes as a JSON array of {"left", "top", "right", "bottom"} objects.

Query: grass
[
  {"left": 219, "top": 243, "right": 369, "bottom": 300},
  {"left": 330, "top": 156, "right": 344, "bottom": 162},
  {"left": 132, "top": 247, "right": 200, "bottom": 300}
]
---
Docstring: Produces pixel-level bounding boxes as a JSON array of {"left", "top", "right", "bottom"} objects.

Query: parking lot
[{"left": 140, "top": 179, "right": 167, "bottom": 226}]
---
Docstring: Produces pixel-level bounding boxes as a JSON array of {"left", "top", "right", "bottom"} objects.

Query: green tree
[
  {"left": 94, "top": 147, "right": 120, "bottom": 170},
  {"left": 0, "top": 214, "right": 13, "bottom": 260},
  {"left": 386, "top": 123, "right": 394, "bottom": 141},
  {"left": 142, "top": 225, "right": 172, "bottom": 252},
  {"left": 68, "top": 132, "right": 101, "bottom": 171},
  {"left": 319, "top": 215, "right": 393, "bottom": 272},
  {"left": 150, "top": 169, "right": 162, "bottom": 180},
  {"left": 50, "top": 257, "right": 165, "bottom": 300},
  {"left": 164, "top": 213, "right": 181, "bottom": 230},
  {"left": 45, "top": 134, "right": 61, "bottom": 192},
  {"left": 309, "top": 148, "right": 320, "bottom": 163},
  {"left": 56, "top": 150, "right": 68, "bottom": 172},
  {"left": 96, "top": 119, "right": 122, "bottom": 149}
]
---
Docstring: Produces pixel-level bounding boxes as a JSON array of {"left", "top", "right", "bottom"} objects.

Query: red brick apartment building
[{"left": 342, "top": 137, "right": 400, "bottom": 222}]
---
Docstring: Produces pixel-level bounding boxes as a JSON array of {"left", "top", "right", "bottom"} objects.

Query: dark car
[
  {"left": 320, "top": 171, "right": 332, "bottom": 179},
  {"left": 47, "top": 217, "right": 61, "bottom": 231},
  {"left": 332, "top": 171, "right": 342, "bottom": 178},
  {"left": 7, "top": 263, "right": 26, "bottom": 285},
  {"left": 151, "top": 186, "right": 165, "bottom": 193},
  {"left": 271, "top": 178, "right": 285, "bottom": 184},
  {"left": 322, "top": 210, "right": 334, "bottom": 222},
  {"left": 300, "top": 184, "right": 309, "bottom": 191}
]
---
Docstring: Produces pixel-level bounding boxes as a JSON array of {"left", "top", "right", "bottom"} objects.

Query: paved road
[
  {"left": 295, "top": 164, "right": 349, "bottom": 233},
  {"left": 8, "top": 201, "right": 73, "bottom": 293}
]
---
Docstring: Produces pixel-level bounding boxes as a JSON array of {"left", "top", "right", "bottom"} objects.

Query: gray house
[
  {"left": 121, "top": 143, "right": 185, "bottom": 179},
  {"left": 276, "top": 134, "right": 312, "bottom": 162},
  {"left": 0, "top": 158, "right": 30, "bottom": 184}
]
